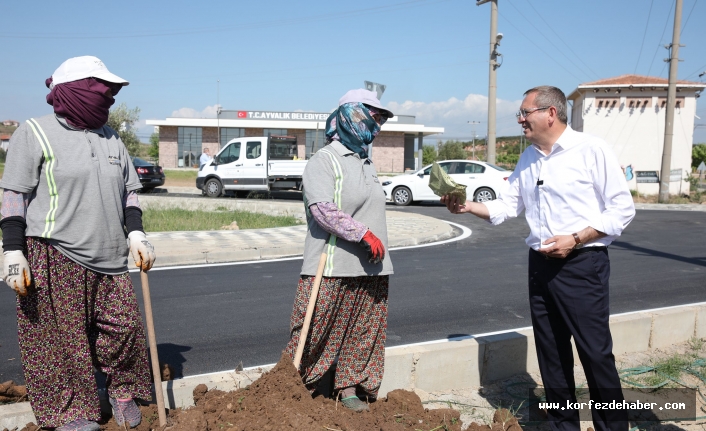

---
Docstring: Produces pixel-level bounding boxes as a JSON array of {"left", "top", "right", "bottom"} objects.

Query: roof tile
[{"left": 579, "top": 74, "right": 704, "bottom": 87}]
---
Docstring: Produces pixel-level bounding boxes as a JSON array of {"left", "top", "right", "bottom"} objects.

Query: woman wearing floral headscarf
[
  {"left": 0, "top": 56, "right": 155, "bottom": 431},
  {"left": 285, "top": 89, "right": 394, "bottom": 412}
]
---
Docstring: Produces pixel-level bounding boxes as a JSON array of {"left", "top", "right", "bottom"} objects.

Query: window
[
  {"left": 595, "top": 98, "right": 619, "bottom": 109},
  {"left": 220, "top": 128, "right": 245, "bottom": 146},
  {"left": 177, "top": 127, "right": 202, "bottom": 168},
  {"left": 485, "top": 162, "right": 510, "bottom": 172},
  {"left": 627, "top": 98, "right": 652, "bottom": 109},
  {"left": 217, "top": 142, "right": 240, "bottom": 164},
  {"left": 454, "top": 162, "right": 485, "bottom": 174},
  {"left": 269, "top": 142, "right": 296, "bottom": 159},
  {"left": 246, "top": 141, "right": 262, "bottom": 159},
  {"left": 305, "top": 129, "right": 325, "bottom": 158},
  {"left": 657, "top": 97, "right": 685, "bottom": 108},
  {"left": 264, "top": 129, "right": 288, "bottom": 137},
  {"left": 423, "top": 163, "right": 451, "bottom": 175}
]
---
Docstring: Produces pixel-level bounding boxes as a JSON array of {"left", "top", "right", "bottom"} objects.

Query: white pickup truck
[{"left": 196, "top": 136, "right": 307, "bottom": 197}]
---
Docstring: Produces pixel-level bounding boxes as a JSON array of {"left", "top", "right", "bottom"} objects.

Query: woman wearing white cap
[
  {"left": 0, "top": 56, "right": 155, "bottom": 431},
  {"left": 285, "top": 89, "right": 394, "bottom": 412}
]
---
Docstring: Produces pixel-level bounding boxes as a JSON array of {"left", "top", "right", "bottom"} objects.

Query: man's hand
[
  {"left": 441, "top": 194, "right": 471, "bottom": 214},
  {"left": 128, "top": 231, "right": 156, "bottom": 271},
  {"left": 538, "top": 235, "right": 576, "bottom": 259},
  {"left": 3, "top": 251, "right": 31, "bottom": 296},
  {"left": 359, "top": 230, "right": 385, "bottom": 264}
]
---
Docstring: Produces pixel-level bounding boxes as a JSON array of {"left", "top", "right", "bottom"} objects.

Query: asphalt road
[{"left": 1, "top": 203, "right": 705, "bottom": 383}]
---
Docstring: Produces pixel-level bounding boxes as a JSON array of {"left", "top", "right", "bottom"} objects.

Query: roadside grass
[
  {"left": 142, "top": 207, "right": 302, "bottom": 232},
  {"left": 632, "top": 193, "right": 706, "bottom": 204},
  {"left": 164, "top": 169, "right": 198, "bottom": 187},
  {"left": 164, "top": 169, "right": 198, "bottom": 181},
  {"left": 625, "top": 337, "right": 706, "bottom": 389}
]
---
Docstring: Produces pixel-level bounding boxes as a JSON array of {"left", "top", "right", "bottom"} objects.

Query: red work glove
[{"left": 359, "top": 230, "right": 385, "bottom": 264}]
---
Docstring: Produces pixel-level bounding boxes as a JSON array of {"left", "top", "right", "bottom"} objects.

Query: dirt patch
[
  {"left": 0, "top": 380, "right": 27, "bottom": 404},
  {"left": 420, "top": 337, "right": 706, "bottom": 431},
  {"left": 12, "top": 353, "right": 516, "bottom": 431}
]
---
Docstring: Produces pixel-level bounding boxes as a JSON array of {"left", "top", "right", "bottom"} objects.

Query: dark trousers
[{"left": 528, "top": 248, "right": 628, "bottom": 431}]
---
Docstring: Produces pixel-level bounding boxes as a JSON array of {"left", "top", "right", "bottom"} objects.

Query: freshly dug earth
[
  {"left": 10, "top": 354, "right": 524, "bottom": 431},
  {"left": 0, "top": 380, "right": 27, "bottom": 404}
]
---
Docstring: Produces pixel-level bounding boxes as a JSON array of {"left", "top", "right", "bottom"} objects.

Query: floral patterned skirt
[
  {"left": 16, "top": 237, "right": 151, "bottom": 427},
  {"left": 285, "top": 275, "right": 389, "bottom": 398}
]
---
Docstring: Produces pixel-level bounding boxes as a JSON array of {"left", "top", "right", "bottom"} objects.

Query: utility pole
[
  {"left": 477, "top": 0, "right": 502, "bottom": 165},
  {"left": 216, "top": 79, "right": 221, "bottom": 151},
  {"left": 468, "top": 121, "right": 483, "bottom": 160},
  {"left": 658, "top": 0, "right": 683, "bottom": 203}
]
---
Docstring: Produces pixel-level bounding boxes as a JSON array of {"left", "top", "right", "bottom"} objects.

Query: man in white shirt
[
  {"left": 199, "top": 147, "right": 212, "bottom": 168},
  {"left": 442, "top": 86, "right": 635, "bottom": 431}
]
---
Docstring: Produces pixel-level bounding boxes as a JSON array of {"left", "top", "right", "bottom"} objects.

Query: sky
[{"left": 1, "top": 0, "right": 705, "bottom": 145}]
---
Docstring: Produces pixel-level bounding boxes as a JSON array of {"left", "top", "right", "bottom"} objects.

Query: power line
[
  {"left": 497, "top": 11, "right": 585, "bottom": 83},
  {"left": 504, "top": 0, "right": 593, "bottom": 82},
  {"left": 522, "top": 0, "right": 601, "bottom": 80},
  {"left": 646, "top": 0, "right": 675, "bottom": 76},
  {"left": 658, "top": 0, "right": 697, "bottom": 79},
  {"left": 684, "top": 62, "right": 706, "bottom": 80},
  {"left": 135, "top": 45, "right": 488, "bottom": 83},
  {"left": 680, "top": 0, "right": 698, "bottom": 36},
  {"left": 634, "top": 0, "right": 655, "bottom": 74},
  {"left": 0, "top": 0, "right": 449, "bottom": 40}
]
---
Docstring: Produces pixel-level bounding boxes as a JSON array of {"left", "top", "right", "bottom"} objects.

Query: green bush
[
  {"left": 437, "top": 140, "right": 468, "bottom": 161},
  {"left": 692, "top": 144, "right": 706, "bottom": 169}
]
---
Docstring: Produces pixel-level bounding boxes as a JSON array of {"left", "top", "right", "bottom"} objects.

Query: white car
[{"left": 382, "top": 160, "right": 511, "bottom": 206}]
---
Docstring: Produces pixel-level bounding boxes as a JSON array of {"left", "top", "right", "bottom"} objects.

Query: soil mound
[
  {"left": 10, "top": 354, "right": 519, "bottom": 431},
  {"left": 158, "top": 353, "right": 463, "bottom": 431},
  {"left": 0, "top": 380, "right": 27, "bottom": 403}
]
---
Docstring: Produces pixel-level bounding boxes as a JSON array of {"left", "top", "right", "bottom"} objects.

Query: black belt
[{"left": 532, "top": 246, "right": 607, "bottom": 260}]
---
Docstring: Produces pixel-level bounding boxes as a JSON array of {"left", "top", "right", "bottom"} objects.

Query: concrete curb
[
  {"left": 138, "top": 195, "right": 307, "bottom": 220},
  {"left": 125, "top": 200, "right": 457, "bottom": 270},
  {"left": 3, "top": 302, "right": 705, "bottom": 428},
  {"left": 634, "top": 203, "right": 706, "bottom": 211}
]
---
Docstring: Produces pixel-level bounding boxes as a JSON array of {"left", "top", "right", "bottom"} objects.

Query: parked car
[
  {"left": 131, "top": 157, "right": 165, "bottom": 191},
  {"left": 381, "top": 160, "right": 510, "bottom": 206}
]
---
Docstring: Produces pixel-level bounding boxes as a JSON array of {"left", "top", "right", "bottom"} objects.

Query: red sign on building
[{"left": 237, "top": 111, "right": 247, "bottom": 118}]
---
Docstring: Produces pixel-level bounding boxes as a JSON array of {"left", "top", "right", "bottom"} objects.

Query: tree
[
  {"left": 107, "top": 103, "right": 141, "bottom": 156},
  {"left": 436, "top": 140, "right": 468, "bottom": 161},
  {"left": 692, "top": 144, "right": 706, "bottom": 169},
  {"left": 148, "top": 132, "right": 159, "bottom": 159},
  {"left": 422, "top": 145, "right": 437, "bottom": 166}
]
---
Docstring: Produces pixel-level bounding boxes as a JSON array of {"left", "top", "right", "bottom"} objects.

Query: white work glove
[
  {"left": 128, "top": 231, "right": 156, "bottom": 271},
  {"left": 3, "top": 250, "right": 31, "bottom": 296}
]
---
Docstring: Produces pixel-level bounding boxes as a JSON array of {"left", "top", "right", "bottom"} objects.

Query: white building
[
  {"left": 146, "top": 110, "right": 443, "bottom": 173},
  {"left": 568, "top": 74, "right": 705, "bottom": 195}
]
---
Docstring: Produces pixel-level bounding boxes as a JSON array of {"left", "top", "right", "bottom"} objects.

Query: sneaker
[
  {"left": 56, "top": 418, "right": 100, "bottom": 431},
  {"left": 109, "top": 397, "right": 142, "bottom": 428},
  {"left": 341, "top": 395, "right": 369, "bottom": 412}
]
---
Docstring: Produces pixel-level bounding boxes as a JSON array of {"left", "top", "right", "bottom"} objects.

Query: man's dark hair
[{"left": 524, "top": 86, "right": 568, "bottom": 124}]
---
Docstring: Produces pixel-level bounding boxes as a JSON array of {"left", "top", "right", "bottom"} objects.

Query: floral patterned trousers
[
  {"left": 16, "top": 237, "right": 151, "bottom": 427},
  {"left": 285, "top": 275, "right": 389, "bottom": 398}
]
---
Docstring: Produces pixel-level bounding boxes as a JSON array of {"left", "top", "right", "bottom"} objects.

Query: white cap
[
  {"left": 50, "top": 56, "right": 129, "bottom": 89},
  {"left": 338, "top": 89, "right": 394, "bottom": 118}
]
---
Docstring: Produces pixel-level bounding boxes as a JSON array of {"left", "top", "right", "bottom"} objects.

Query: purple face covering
[{"left": 45, "top": 77, "right": 121, "bottom": 130}]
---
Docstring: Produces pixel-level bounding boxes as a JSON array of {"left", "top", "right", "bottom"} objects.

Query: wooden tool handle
[
  {"left": 140, "top": 270, "right": 167, "bottom": 427},
  {"left": 293, "top": 251, "right": 327, "bottom": 369}
]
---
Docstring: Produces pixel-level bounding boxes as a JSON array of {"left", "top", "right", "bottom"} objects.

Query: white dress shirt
[
  {"left": 484, "top": 126, "right": 635, "bottom": 250},
  {"left": 199, "top": 153, "right": 212, "bottom": 166}
]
